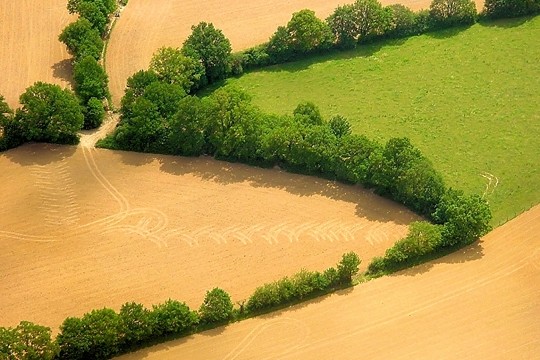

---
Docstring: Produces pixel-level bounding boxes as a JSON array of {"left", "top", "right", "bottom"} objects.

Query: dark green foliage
[
  {"left": 293, "top": 101, "right": 324, "bottom": 126},
  {"left": 114, "top": 97, "right": 164, "bottom": 152},
  {"left": 73, "top": 56, "right": 109, "bottom": 103},
  {"left": 67, "top": 0, "right": 116, "bottom": 16},
  {"left": 14, "top": 82, "right": 84, "bottom": 144},
  {"left": 83, "top": 97, "right": 105, "bottom": 129},
  {"left": 199, "top": 288, "right": 234, "bottom": 324},
  {"left": 182, "top": 22, "right": 232, "bottom": 84},
  {"left": 267, "top": 9, "right": 333, "bottom": 61},
  {"left": 332, "top": 134, "right": 381, "bottom": 184},
  {"left": 429, "top": 0, "right": 477, "bottom": 29},
  {"left": 0, "top": 95, "right": 20, "bottom": 151},
  {"left": 141, "top": 81, "right": 185, "bottom": 119},
  {"left": 125, "top": 69, "right": 159, "bottom": 97},
  {"left": 239, "top": 45, "right": 271, "bottom": 69},
  {"left": 0, "top": 322, "right": 58, "bottom": 360},
  {"left": 371, "top": 137, "right": 446, "bottom": 217},
  {"left": 328, "top": 115, "right": 352, "bottom": 138},
  {"left": 119, "top": 302, "right": 155, "bottom": 348},
  {"left": 386, "top": 4, "right": 420, "bottom": 37},
  {"left": 433, "top": 189, "right": 492, "bottom": 246},
  {"left": 166, "top": 96, "right": 208, "bottom": 156},
  {"left": 327, "top": 0, "right": 391, "bottom": 47},
  {"left": 150, "top": 299, "right": 198, "bottom": 336},
  {"left": 78, "top": 1, "right": 108, "bottom": 36},
  {"left": 336, "top": 251, "right": 361, "bottom": 283},
  {"left": 483, "top": 0, "right": 540, "bottom": 18},
  {"left": 57, "top": 308, "right": 120, "bottom": 360},
  {"left": 58, "top": 18, "right": 104, "bottom": 60}
]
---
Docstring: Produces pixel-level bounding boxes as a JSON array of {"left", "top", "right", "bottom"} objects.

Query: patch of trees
[
  {"left": 0, "top": 84, "right": 84, "bottom": 151},
  {"left": 1, "top": 253, "right": 359, "bottom": 360},
  {"left": 59, "top": 0, "right": 117, "bottom": 129}
]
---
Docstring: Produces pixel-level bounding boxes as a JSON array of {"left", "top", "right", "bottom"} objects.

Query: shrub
[
  {"left": 14, "top": 82, "right": 84, "bottom": 144},
  {"left": 336, "top": 252, "right": 361, "bottom": 283},
  {"left": 293, "top": 101, "right": 324, "bottom": 126},
  {"left": 83, "top": 97, "right": 105, "bottom": 129},
  {"left": 59, "top": 18, "right": 104, "bottom": 60},
  {"left": 429, "top": 0, "right": 477, "bottom": 29},
  {"left": 150, "top": 299, "right": 199, "bottom": 336},
  {"left": 240, "top": 46, "right": 271, "bottom": 69},
  {"left": 384, "top": 221, "right": 443, "bottom": 265},
  {"left": 119, "top": 302, "right": 155, "bottom": 348},
  {"left": 182, "top": 22, "right": 232, "bottom": 84},
  {"left": 433, "top": 189, "right": 492, "bottom": 246},
  {"left": 73, "top": 55, "right": 109, "bottom": 103},
  {"left": 483, "top": 0, "right": 540, "bottom": 19},
  {"left": 199, "top": 288, "right": 234, "bottom": 324},
  {"left": 150, "top": 47, "right": 201, "bottom": 93},
  {"left": 328, "top": 115, "right": 352, "bottom": 138},
  {"left": 57, "top": 308, "right": 121, "bottom": 360},
  {"left": 0, "top": 322, "right": 58, "bottom": 360},
  {"left": 386, "top": 4, "right": 419, "bottom": 38}
]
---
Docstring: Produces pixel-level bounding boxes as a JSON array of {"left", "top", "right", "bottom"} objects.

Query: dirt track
[
  {"left": 117, "top": 205, "right": 540, "bottom": 360},
  {"left": 0, "top": 1, "right": 74, "bottom": 108},
  {"left": 0, "top": 143, "right": 417, "bottom": 331},
  {"left": 107, "top": 0, "right": 485, "bottom": 106}
]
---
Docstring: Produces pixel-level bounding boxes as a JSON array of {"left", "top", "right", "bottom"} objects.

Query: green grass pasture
[{"left": 222, "top": 17, "right": 540, "bottom": 225}]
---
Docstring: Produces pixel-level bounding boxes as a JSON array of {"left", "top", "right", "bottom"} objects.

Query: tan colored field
[
  {"left": 0, "top": 142, "right": 418, "bottom": 331},
  {"left": 106, "top": 0, "right": 485, "bottom": 106},
  {"left": 117, "top": 205, "right": 540, "bottom": 360},
  {"left": 0, "top": 1, "right": 75, "bottom": 108}
]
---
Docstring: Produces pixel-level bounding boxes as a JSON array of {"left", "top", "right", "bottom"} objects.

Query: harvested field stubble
[
  {"left": 0, "top": 143, "right": 419, "bottom": 331},
  {"left": 0, "top": 1, "right": 75, "bottom": 107}
]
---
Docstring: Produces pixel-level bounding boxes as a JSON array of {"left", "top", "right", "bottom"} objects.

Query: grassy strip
[{"left": 220, "top": 16, "right": 540, "bottom": 225}]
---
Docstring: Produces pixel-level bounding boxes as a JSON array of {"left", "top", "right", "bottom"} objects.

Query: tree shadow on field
[
  {"left": 427, "top": 25, "right": 472, "bottom": 39},
  {"left": 478, "top": 15, "right": 534, "bottom": 29},
  {"left": 389, "top": 241, "right": 485, "bottom": 277},
  {"left": 155, "top": 154, "right": 419, "bottom": 225},
  {"left": 2, "top": 142, "right": 77, "bottom": 166},
  {"left": 51, "top": 59, "right": 74, "bottom": 85}
]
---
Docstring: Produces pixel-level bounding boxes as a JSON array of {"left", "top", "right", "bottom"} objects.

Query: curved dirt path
[
  {"left": 117, "top": 205, "right": 540, "bottom": 360},
  {"left": 0, "top": 0, "right": 75, "bottom": 108},
  {"left": 106, "top": 0, "right": 485, "bottom": 106},
  {"left": 0, "top": 143, "right": 418, "bottom": 331}
]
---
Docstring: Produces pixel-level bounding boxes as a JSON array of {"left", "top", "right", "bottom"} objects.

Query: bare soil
[
  {"left": 117, "top": 205, "right": 540, "bottom": 360},
  {"left": 0, "top": 1, "right": 75, "bottom": 108},
  {"left": 106, "top": 0, "right": 484, "bottom": 106},
  {"left": 0, "top": 143, "right": 418, "bottom": 331}
]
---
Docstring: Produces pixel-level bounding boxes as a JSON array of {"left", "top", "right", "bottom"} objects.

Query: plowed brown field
[
  {"left": 106, "top": 0, "right": 484, "bottom": 106},
  {"left": 0, "top": 143, "right": 418, "bottom": 331},
  {"left": 0, "top": 1, "right": 74, "bottom": 108},
  {"left": 117, "top": 205, "right": 540, "bottom": 360}
]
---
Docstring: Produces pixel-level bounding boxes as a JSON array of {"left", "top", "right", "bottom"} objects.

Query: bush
[
  {"left": 386, "top": 4, "right": 419, "bottom": 38},
  {"left": 433, "top": 189, "right": 492, "bottom": 246},
  {"left": 119, "top": 302, "right": 155, "bottom": 348},
  {"left": 199, "top": 288, "right": 234, "bottom": 324},
  {"left": 57, "top": 308, "right": 121, "bottom": 360},
  {"left": 240, "top": 46, "right": 271, "bottom": 69},
  {"left": 73, "top": 55, "right": 109, "bottom": 103},
  {"left": 150, "top": 299, "right": 199, "bottom": 336},
  {"left": 384, "top": 221, "right": 443, "bottom": 265},
  {"left": 429, "top": 0, "right": 477, "bottom": 29},
  {"left": 328, "top": 115, "right": 352, "bottom": 138},
  {"left": 59, "top": 18, "right": 104, "bottom": 60},
  {"left": 14, "top": 82, "right": 84, "bottom": 144},
  {"left": 483, "top": 0, "right": 540, "bottom": 19},
  {"left": 336, "top": 252, "right": 361, "bottom": 283},
  {"left": 182, "top": 22, "right": 232, "bottom": 84},
  {"left": 0, "top": 321, "right": 58, "bottom": 360},
  {"left": 293, "top": 101, "right": 324, "bottom": 126},
  {"left": 83, "top": 97, "right": 105, "bottom": 129}
]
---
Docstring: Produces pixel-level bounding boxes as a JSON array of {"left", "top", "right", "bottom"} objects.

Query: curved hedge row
[{"left": 0, "top": 253, "right": 360, "bottom": 359}]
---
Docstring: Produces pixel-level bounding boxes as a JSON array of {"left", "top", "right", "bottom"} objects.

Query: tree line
[{"left": 0, "top": 253, "right": 360, "bottom": 359}]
